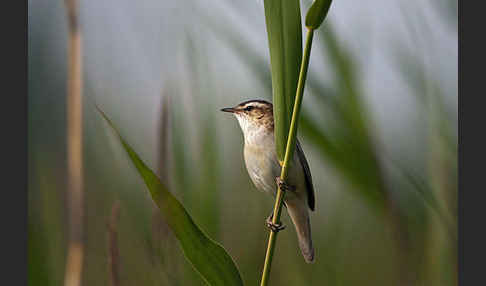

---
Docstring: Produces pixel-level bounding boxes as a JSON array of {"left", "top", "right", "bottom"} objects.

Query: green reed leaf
[
  {"left": 263, "top": 0, "right": 303, "bottom": 162},
  {"left": 97, "top": 107, "right": 243, "bottom": 286}
]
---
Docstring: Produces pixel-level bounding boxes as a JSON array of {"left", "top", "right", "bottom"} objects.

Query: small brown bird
[{"left": 221, "top": 99, "right": 315, "bottom": 263}]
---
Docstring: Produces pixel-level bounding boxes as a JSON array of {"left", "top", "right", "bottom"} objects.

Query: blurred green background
[{"left": 28, "top": 0, "right": 457, "bottom": 285}]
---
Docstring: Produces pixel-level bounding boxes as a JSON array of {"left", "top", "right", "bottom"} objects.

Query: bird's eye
[{"left": 244, "top": 106, "right": 254, "bottom": 112}]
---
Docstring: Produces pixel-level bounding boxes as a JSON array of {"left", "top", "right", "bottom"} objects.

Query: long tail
[{"left": 286, "top": 199, "right": 314, "bottom": 263}]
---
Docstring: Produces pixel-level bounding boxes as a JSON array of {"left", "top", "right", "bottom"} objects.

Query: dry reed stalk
[
  {"left": 158, "top": 94, "right": 171, "bottom": 182},
  {"left": 151, "top": 94, "right": 174, "bottom": 274},
  {"left": 64, "top": 1, "right": 84, "bottom": 286},
  {"left": 153, "top": 94, "right": 171, "bottom": 246}
]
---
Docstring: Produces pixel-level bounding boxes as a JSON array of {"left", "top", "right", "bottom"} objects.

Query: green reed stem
[{"left": 260, "top": 28, "right": 315, "bottom": 286}]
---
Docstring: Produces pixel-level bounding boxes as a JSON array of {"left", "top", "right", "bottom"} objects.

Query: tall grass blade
[
  {"left": 261, "top": 0, "right": 333, "bottom": 283},
  {"left": 261, "top": 29, "right": 316, "bottom": 286},
  {"left": 263, "top": 0, "right": 303, "bottom": 162},
  {"left": 97, "top": 108, "right": 244, "bottom": 286}
]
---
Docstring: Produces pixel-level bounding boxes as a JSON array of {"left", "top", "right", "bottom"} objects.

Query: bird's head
[{"left": 221, "top": 99, "right": 274, "bottom": 137}]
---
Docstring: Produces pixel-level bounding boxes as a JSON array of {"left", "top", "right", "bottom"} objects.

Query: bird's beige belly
[
  {"left": 244, "top": 144, "right": 280, "bottom": 195},
  {"left": 244, "top": 144, "right": 306, "bottom": 202}
]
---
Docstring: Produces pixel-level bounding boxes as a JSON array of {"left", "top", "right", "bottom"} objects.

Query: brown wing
[{"left": 296, "top": 140, "right": 315, "bottom": 211}]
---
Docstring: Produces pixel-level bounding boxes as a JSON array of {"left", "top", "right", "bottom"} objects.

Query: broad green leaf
[
  {"left": 263, "top": 0, "right": 302, "bottom": 162},
  {"left": 305, "top": 0, "right": 333, "bottom": 30},
  {"left": 97, "top": 107, "right": 244, "bottom": 286}
]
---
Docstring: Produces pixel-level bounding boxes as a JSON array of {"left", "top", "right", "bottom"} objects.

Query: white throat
[{"left": 235, "top": 114, "right": 269, "bottom": 145}]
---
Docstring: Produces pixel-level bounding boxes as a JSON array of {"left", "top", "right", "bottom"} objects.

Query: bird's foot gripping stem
[
  {"left": 276, "top": 176, "right": 295, "bottom": 192},
  {"left": 266, "top": 212, "right": 286, "bottom": 233}
]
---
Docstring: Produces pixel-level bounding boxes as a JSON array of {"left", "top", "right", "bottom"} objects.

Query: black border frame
[{"left": 4, "top": 0, "right": 27, "bottom": 284}]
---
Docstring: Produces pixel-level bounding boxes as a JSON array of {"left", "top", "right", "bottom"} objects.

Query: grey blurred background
[{"left": 28, "top": 0, "right": 457, "bottom": 285}]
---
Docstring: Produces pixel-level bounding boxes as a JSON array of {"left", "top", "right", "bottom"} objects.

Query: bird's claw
[
  {"left": 275, "top": 176, "right": 295, "bottom": 192},
  {"left": 266, "top": 213, "right": 286, "bottom": 233}
]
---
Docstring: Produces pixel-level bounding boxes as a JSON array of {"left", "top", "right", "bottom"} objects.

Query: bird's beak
[{"left": 220, "top": 107, "right": 237, "bottom": 113}]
